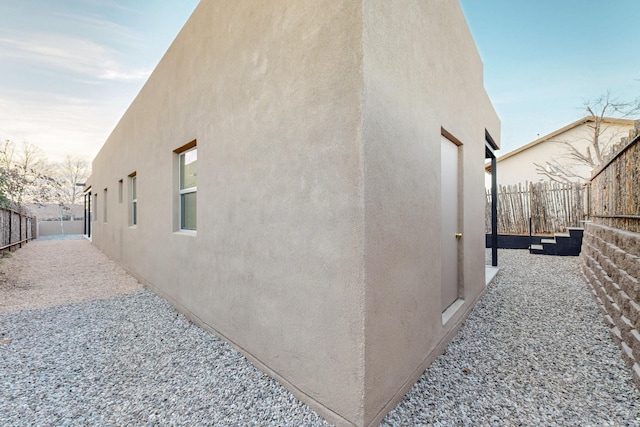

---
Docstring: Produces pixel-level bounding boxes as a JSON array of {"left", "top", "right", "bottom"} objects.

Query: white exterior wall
[
  {"left": 87, "top": 1, "right": 499, "bottom": 425},
  {"left": 495, "top": 121, "right": 632, "bottom": 187}
]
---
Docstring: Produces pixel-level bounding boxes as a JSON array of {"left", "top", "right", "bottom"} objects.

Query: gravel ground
[
  {"left": 382, "top": 250, "right": 640, "bottom": 426},
  {"left": 0, "top": 291, "right": 330, "bottom": 426},
  {"left": 0, "top": 238, "right": 142, "bottom": 314},
  {"left": 1, "top": 245, "right": 640, "bottom": 426}
]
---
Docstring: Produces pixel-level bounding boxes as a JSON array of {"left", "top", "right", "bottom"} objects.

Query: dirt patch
[{"left": 0, "top": 239, "right": 142, "bottom": 315}]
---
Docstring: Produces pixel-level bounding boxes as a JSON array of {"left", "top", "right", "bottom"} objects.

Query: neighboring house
[
  {"left": 486, "top": 117, "right": 634, "bottom": 187},
  {"left": 85, "top": 2, "right": 500, "bottom": 426}
]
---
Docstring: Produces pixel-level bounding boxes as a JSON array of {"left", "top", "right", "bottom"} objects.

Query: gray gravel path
[
  {"left": 383, "top": 250, "right": 640, "bottom": 426},
  {"left": 0, "top": 239, "right": 142, "bottom": 315},
  {"left": 0, "top": 292, "right": 330, "bottom": 426},
  {"left": 1, "top": 249, "right": 640, "bottom": 426}
]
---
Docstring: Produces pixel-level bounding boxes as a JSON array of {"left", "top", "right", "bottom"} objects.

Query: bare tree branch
[
  {"left": 537, "top": 92, "right": 640, "bottom": 182},
  {"left": 534, "top": 161, "right": 588, "bottom": 183},
  {"left": 0, "top": 140, "right": 52, "bottom": 206},
  {"left": 50, "top": 156, "right": 91, "bottom": 218},
  {"left": 558, "top": 141, "right": 595, "bottom": 166}
]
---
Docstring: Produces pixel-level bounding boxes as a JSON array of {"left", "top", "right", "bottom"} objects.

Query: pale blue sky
[
  {"left": 0, "top": 0, "right": 199, "bottom": 160},
  {"left": 0, "top": 1, "right": 638, "bottom": 161},
  {"left": 460, "top": 0, "right": 640, "bottom": 152}
]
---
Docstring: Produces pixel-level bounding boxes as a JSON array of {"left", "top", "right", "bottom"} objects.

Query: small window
[
  {"left": 93, "top": 193, "right": 98, "bottom": 222},
  {"left": 178, "top": 145, "right": 197, "bottom": 230},
  {"left": 103, "top": 188, "right": 108, "bottom": 223},
  {"left": 118, "top": 179, "right": 123, "bottom": 203},
  {"left": 129, "top": 173, "right": 137, "bottom": 226}
]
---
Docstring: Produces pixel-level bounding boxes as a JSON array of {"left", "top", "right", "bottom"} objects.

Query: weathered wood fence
[
  {"left": 486, "top": 181, "right": 586, "bottom": 235},
  {"left": 0, "top": 207, "right": 37, "bottom": 251},
  {"left": 589, "top": 129, "right": 640, "bottom": 233}
]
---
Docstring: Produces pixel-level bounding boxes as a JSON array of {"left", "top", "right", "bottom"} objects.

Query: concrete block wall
[
  {"left": 580, "top": 222, "right": 640, "bottom": 384},
  {"left": 38, "top": 220, "right": 84, "bottom": 236}
]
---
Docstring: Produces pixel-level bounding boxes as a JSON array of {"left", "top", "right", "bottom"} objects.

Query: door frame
[{"left": 440, "top": 129, "right": 463, "bottom": 312}]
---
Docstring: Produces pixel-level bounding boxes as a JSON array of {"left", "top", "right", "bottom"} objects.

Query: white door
[{"left": 441, "top": 136, "right": 460, "bottom": 311}]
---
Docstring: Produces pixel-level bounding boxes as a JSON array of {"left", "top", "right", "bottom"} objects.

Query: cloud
[
  {"left": 0, "top": 90, "right": 120, "bottom": 161},
  {"left": 0, "top": 33, "right": 150, "bottom": 82},
  {"left": 98, "top": 69, "right": 151, "bottom": 81},
  {"left": 82, "top": 0, "right": 142, "bottom": 16},
  {"left": 51, "top": 11, "right": 144, "bottom": 47}
]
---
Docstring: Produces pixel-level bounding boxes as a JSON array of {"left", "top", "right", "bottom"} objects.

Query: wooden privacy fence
[
  {"left": 0, "top": 207, "right": 36, "bottom": 251},
  {"left": 486, "top": 181, "right": 586, "bottom": 235},
  {"left": 589, "top": 131, "right": 640, "bottom": 233}
]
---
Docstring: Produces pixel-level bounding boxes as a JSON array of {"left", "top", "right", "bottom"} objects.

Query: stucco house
[
  {"left": 486, "top": 116, "right": 634, "bottom": 187},
  {"left": 84, "top": 1, "right": 500, "bottom": 426}
]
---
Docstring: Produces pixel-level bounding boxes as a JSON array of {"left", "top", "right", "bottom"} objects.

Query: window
[
  {"left": 93, "top": 193, "right": 98, "bottom": 222},
  {"left": 103, "top": 188, "right": 108, "bottom": 223},
  {"left": 178, "top": 146, "right": 197, "bottom": 230},
  {"left": 129, "top": 173, "right": 137, "bottom": 226},
  {"left": 118, "top": 179, "right": 123, "bottom": 204}
]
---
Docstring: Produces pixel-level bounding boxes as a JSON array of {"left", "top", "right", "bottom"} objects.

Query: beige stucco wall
[
  {"left": 495, "top": 121, "right": 632, "bottom": 187},
  {"left": 362, "top": 1, "right": 499, "bottom": 423},
  {"left": 90, "top": 1, "right": 365, "bottom": 424},
  {"left": 87, "top": 1, "right": 499, "bottom": 426}
]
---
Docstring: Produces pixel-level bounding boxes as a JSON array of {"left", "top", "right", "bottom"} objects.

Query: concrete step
[
  {"left": 567, "top": 227, "right": 585, "bottom": 239},
  {"left": 530, "top": 227, "right": 584, "bottom": 256},
  {"left": 530, "top": 243, "right": 556, "bottom": 255}
]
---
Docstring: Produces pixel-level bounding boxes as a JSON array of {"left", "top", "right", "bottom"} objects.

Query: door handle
[{"left": 455, "top": 233, "right": 462, "bottom": 238}]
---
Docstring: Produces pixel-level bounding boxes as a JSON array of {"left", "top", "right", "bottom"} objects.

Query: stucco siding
[
  {"left": 87, "top": 1, "right": 499, "bottom": 425},
  {"left": 90, "top": 1, "right": 366, "bottom": 424},
  {"left": 362, "top": 1, "right": 499, "bottom": 424}
]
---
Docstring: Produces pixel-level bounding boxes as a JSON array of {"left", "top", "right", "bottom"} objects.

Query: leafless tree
[
  {"left": 55, "top": 155, "right": 90, "bottom": 205},
  {"left": 0, "top": 140, "right": 53, "bottom": 207},
  {"left": 50, "top": 156, "right": 91, "bottom": 218},
  {"left": 534, "top": 92, "right": 640, "bottom": 183}
]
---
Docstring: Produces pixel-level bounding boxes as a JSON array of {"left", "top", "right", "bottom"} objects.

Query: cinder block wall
[
  {"left": 38, "top": 220, "right": 84, "bottom": 236},
  {"left": 580, "top": 222, "right": 640, "bottom": 384}
]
